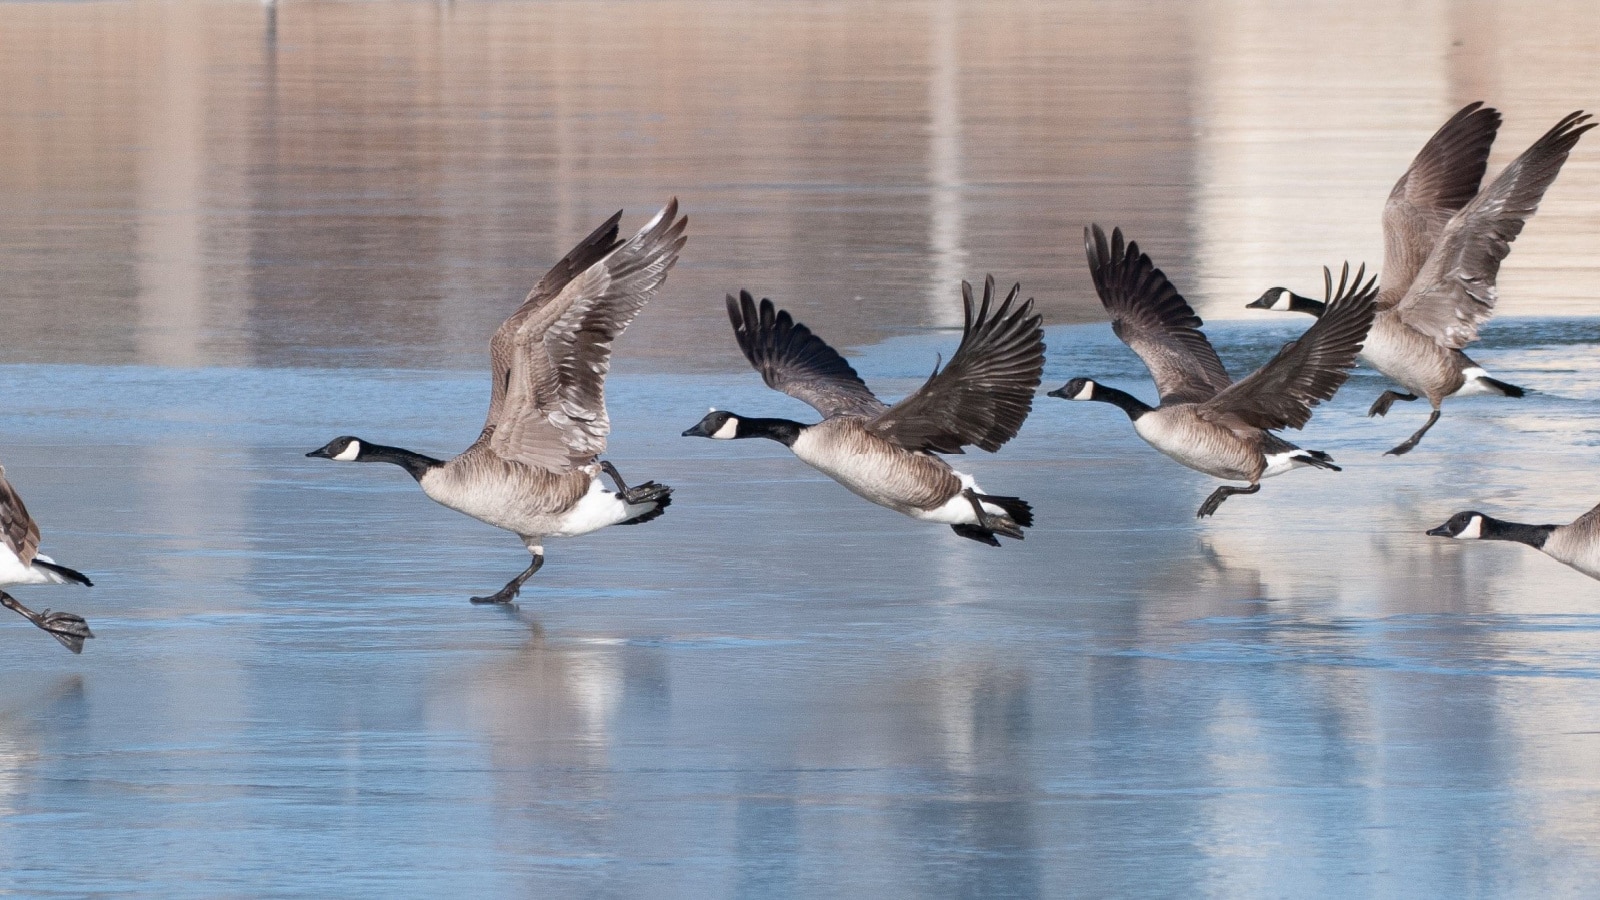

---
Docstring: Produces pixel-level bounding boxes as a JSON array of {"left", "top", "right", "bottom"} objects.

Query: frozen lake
[{"left": 3, "top": 1, "right": 1600, "bottom": 896}]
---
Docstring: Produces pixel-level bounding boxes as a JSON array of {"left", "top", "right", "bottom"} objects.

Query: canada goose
[
  {"left": 1428, "top": 502, "right": 1600, "bottom": 581},
  {"left": 1050, "top": 226, "right": 1377, "bottom": 518},
  {"left": 682, "top": 279, "right": 1044, "bottom": 545},
  {"left": 308, "top": 200, "right": 686, "bottom": 603},
  {"left": 0, "top": 464, "right": 93, "bottom": 652},
  {"left": 1250, "top": 105, "right": 1593, "bottom": 455}
]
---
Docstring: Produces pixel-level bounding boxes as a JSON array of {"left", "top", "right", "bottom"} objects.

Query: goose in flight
[
  {"left": 1052, "top": 226, "right": 1377, "bottom": 518},
  {"left": 0, "top": 464, "right": 93, "bottom": 652},
  {"left": 1250, "top": 105, "right": 1592, "bottom": 454},
  {"left": 683, "top": 279, "right": 1045, "bottom": 545},
  {"left": 309, "top": 200, "right": 686, "bottom": 603}
]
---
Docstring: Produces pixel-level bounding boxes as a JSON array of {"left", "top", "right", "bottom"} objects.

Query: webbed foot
[
  {"left": 1367, "top": 390, "right": 1418, "bottom": 418},
  {"left": 1197, "top": 483, "right": 1260, "bottom": 518},
  {"left": 469, "top": 552, "right": 544, "bottom": 604},
  {"left": 2, "top": 593, "right": 94, "bottom": 654},
  {"left": 1384, "top": 409, "right": 1442, "bottom": 456}
]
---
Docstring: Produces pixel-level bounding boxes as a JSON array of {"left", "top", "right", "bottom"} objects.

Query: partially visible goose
[
  {"left": 682, "top": 278, "right": 1044, "bottom": 545},
  {"left": 309, "top": 200, "right": 686, "bottom": 603},
  {"left": 1051, "top": 226, "right": 1377, "bottom": 518},
  {"left": 1250, "top": 105, "right": 1593, "bottom": 455},
  {"left": 0, "top": 464, "right": 93, "bottom": 652},
  {"left": 1429, "top": 502, "right": 1600, "bottom": 581}
]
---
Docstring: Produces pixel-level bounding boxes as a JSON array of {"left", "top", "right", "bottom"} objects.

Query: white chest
[
  {"left": 1133, "top": 410, "right": 1253, "bottom": 481},
  {"left": 1547, "top": 531, "right": 1600, "bottom": 581},
  {"left": 790, "top": 428, "right": 882, "bottom": 490},
  {"left": 1357, "top": 322, "right": 1407, "bottom": 376}
]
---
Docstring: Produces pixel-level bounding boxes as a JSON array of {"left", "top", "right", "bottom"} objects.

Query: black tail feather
[
  {"left": 1479, "top": 375, "right": 1525, "bottom": 398},
  {"left": 974, "top": 493, "right": 1033, "bottom": 528},
  {"left": 34, "top": 560, "right": 93, "bottom": 587},
  {"left": 1298, "top": 450, "right": 1341, "bottom": 473}
]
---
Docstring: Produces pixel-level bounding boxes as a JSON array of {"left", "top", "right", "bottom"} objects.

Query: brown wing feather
[
  {"left": 1202, "top": 264, "right": 1378, "bottom": 431},
  {"left": 1380, "top": 102, "right": 1502, "bottom": 308},
  {"left": 481, "top": 211, "right": 624, "bottom": 437},
  {"left": 488, "top": 200, "right": 688, "bottom": 471},
  {"left": 0, "top": 467, "right": 42, "bottom": 566},
  {"left": 726, "top": 292, "right": 886, "bottom": 419},
  {"left": 1395, "top": 111, "right": 1593, "bottom": 348},
  {"left": 1084, "top": 225, "right": 1231, "bottom": 404},
  {"left": 868, "top": 275, "right": 1045, "bottom": 454}
]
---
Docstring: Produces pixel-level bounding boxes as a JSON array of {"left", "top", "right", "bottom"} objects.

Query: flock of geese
[{"left": 4, "top": 103, "right": 1597, "bottom": 653}]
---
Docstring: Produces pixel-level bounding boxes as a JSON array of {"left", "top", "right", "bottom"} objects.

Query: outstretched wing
[
  {"left": 1084, "top": 224, "right": 1231, "bottom": 404},
  {"left": 0, "top": 466, "right": 41, "bottom": 567},
  {"left": 726, "top": 291, "right": 887, "bottom": 419},
  {"left": 1201, "top": 264, "right": 1378, "bottom": 431},
  {"left": 867, "top": 276, "right": 1045, "bottom": 454},
  {"left": 1395, "top": 111, "right": 1593, "bottom": 348},
  {"left": 481, "top": 210, "right": 624, "bottom": 435},
  {"left": 1380, "top": 102, "right": 1502, "bottom": 307},
  {"left": 487, "top": 199, "right": 688, "bottom": 471}
]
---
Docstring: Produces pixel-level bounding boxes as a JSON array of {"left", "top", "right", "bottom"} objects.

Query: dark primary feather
[
  {"left": 1396, "top": 111, "right": 1593, "bottom": 348},
  {"left": 0, "top": 468, "right": 41, "bottom": 566},
  {"left": 1084, "top": 225, "right": 1232, "bottom": 404},
  {"left": 488, "top": 199, "right": 688, "bottom": 471},
  {"left": 1202, "top": 263, "right": 1378, "bottom": 431},
  {"left": 726, "top": 292, "right": 887, "bottom": 419},
  {"left": 868, "top": 275, "right": 1045, "bottom": 454},
  {"left": 1380, "top": 102, "right": 1502, "bottom": 307}
]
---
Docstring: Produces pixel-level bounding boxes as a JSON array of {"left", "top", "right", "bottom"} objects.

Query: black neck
[
  {"left": 1090, "top": 386, "right": 1154, "bottom": 421},
  {"left": 1482, "top": 517, "right": 1556, "bottom": 549},
  {"left": 361, "top": 443, "right": 443, "bottom": 481},
  {"left": 1289, "top": 294, "right": 1327, "bottom": 317},
  {"left": 736, "top": 418, "right": 804, "bottom": 447}
]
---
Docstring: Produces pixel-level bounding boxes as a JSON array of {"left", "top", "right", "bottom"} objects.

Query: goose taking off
[
  {"left": 683, "top": 279, "right": 1045, "bottom": 545},
  {"left": 309, "top": 200, "right": 686, "bottom": 603},
  {"left": 1052, "top": 226, "right": 1377, "bottom": 518},
  {"left": 1250, "top": 105, "right": 1593, "bottom": 455},
  {"left": 1429, "top": 501, "right": 1600, "bottom": 581},
  {"left": 0, "top": 464, "right": 93, "bottom": 652}
]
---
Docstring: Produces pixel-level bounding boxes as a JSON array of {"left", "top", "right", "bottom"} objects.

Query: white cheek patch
[
  {"left": 333, "top": 441, "right": 361, "bottom": 461},
  {"left": 711, "top": 418, "right": 739, "bottom": 440},
  {"left": 1273, "top": 292, "right": 1293, "bottom": 311},
  {"left": 1455, "top": 515, "right": 1484, "bottom": 539},
  {"left": 1072, "top": 382, "right": 1095, "bottom": 401}
]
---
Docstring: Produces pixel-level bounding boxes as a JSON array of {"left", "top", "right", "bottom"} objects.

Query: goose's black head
[
  {"left": 307, "top": 436, "right": 365, "bottom": 461},
  {"left": 682, "top": 410, "right": 802, "bottom": 447},
  {"left": 682, "top": 410, "right": 741, "bottom": 440},
  {"left": 1047, "top": 378, "right": 1097, "bottom": 401},
  {"left": 1248, "top": 287, "right": 1324, "bottom": 316},
  {"left": 1427, "top": 511, "right": 1487, "bottom": 539},
  {"left": 306, "top": 436, "right": 441, "bottom": 481}
]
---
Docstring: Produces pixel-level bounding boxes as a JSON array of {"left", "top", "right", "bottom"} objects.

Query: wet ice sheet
[{"left": 2, "top": 321, "right": 1600, "bottom": 895}]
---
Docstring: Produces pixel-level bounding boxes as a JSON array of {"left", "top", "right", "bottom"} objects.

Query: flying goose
[
  {"left": 1250, "top": 105, "right": 1593, "bottom": 455},
  {"left": 1050, "top": 226, "right": 1377, "bottom": 518},
  {"left": 0, "top": 464, "right": 93, "bottom": 652},
  {"left": 309, "top": 200, "right": 687, "bottom": 603},
  {"left": 682, "top": 279, "right": 1045, "bottom": 545},
  {"left": 1429, "top": 502, "right": 1600, "bottom": 581}
]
